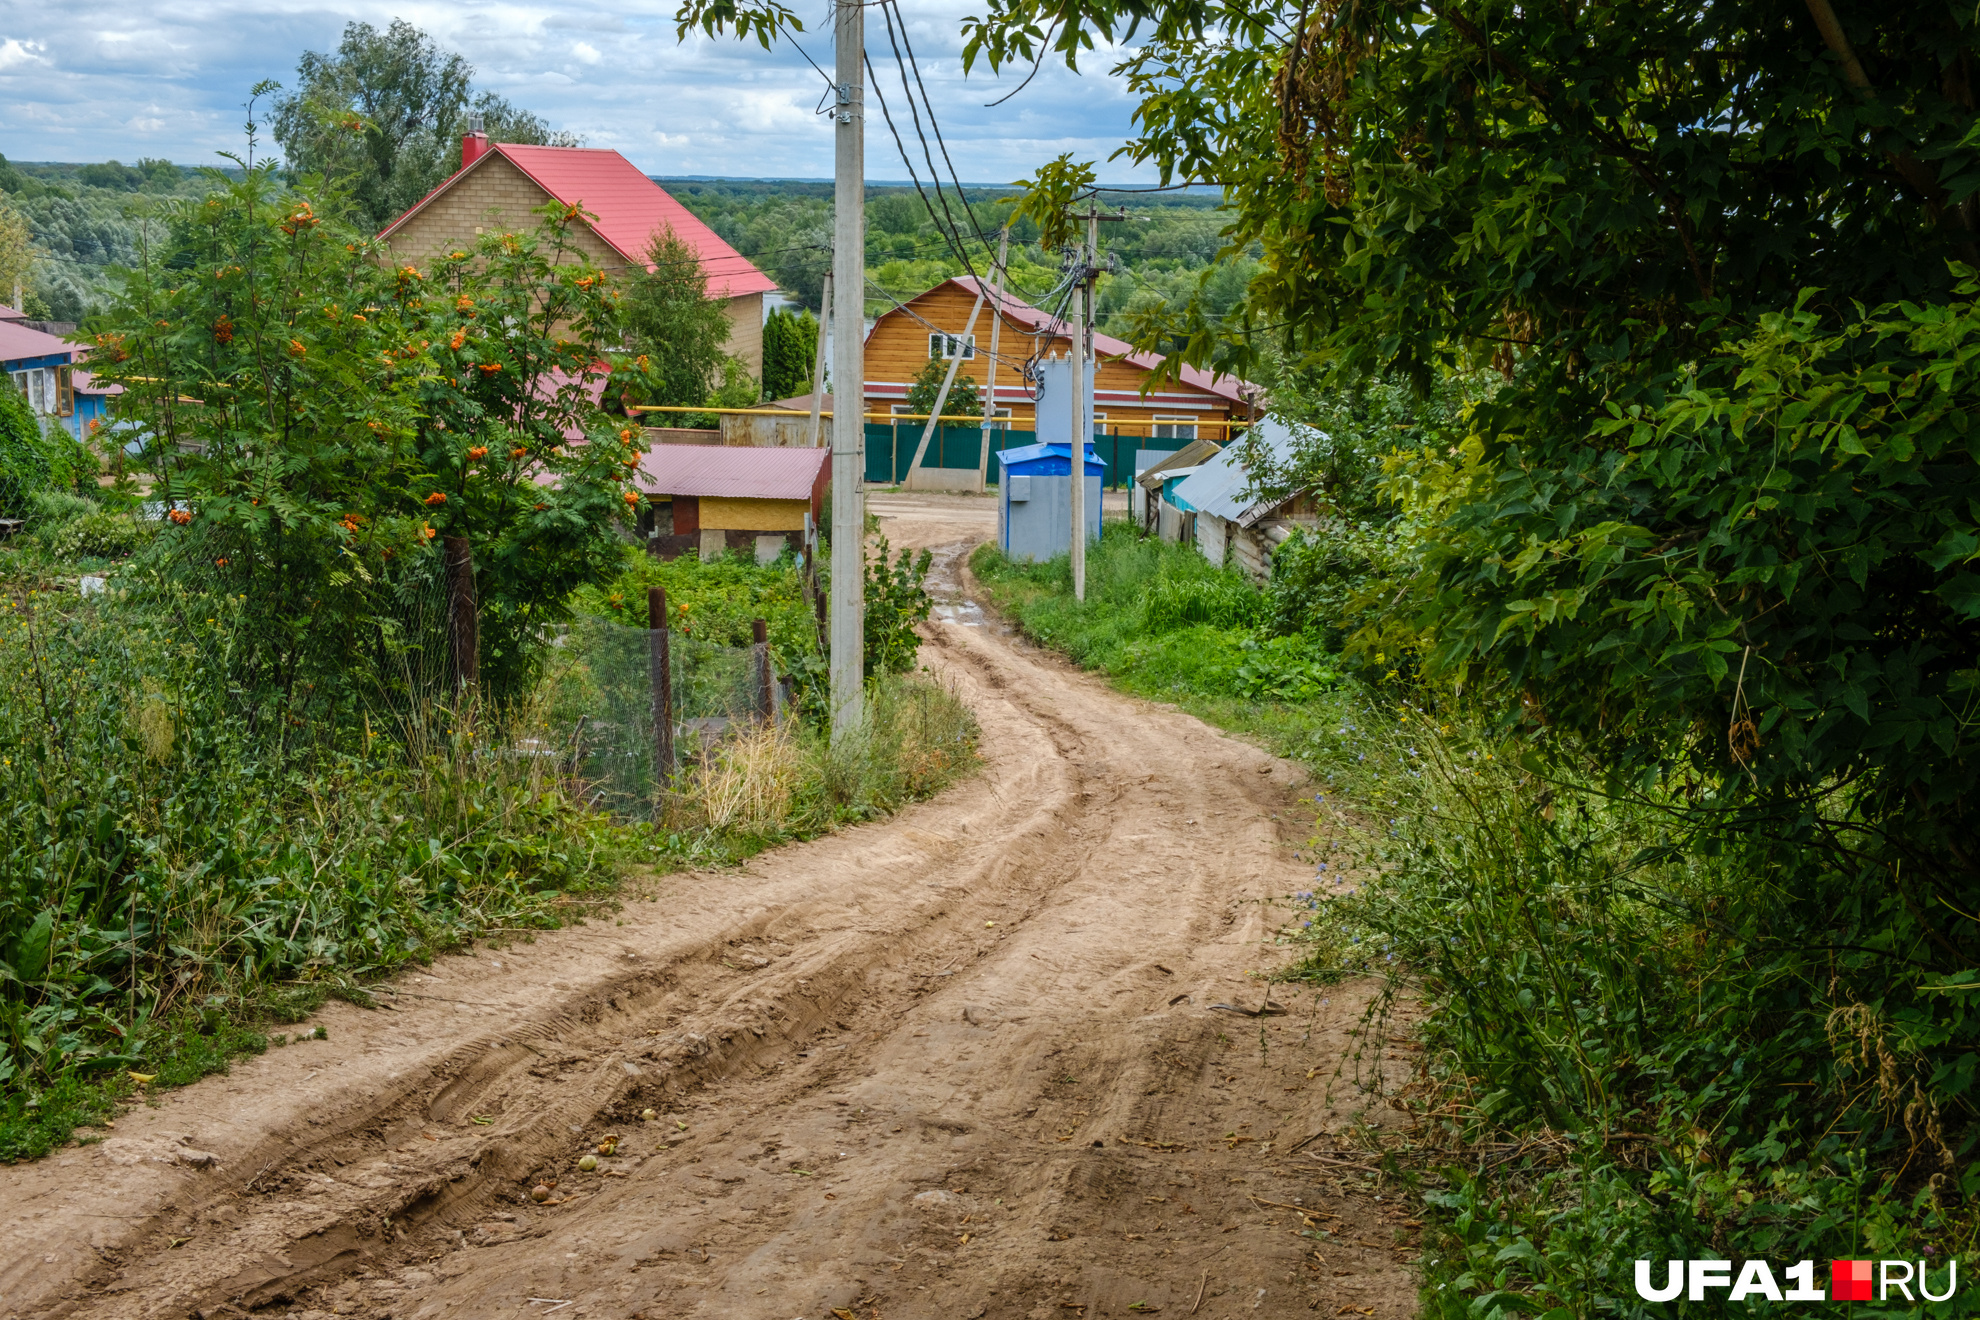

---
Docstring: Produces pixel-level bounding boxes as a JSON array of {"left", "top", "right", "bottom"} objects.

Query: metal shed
[
  {"left": 632, "top": 443, "right": 830, "bottom": 564},
  {"left": 1129, "top": 448, "right": 1178, "bottom": 526},
  {"left": 995, "top": 440, "right": 1105, "bottom": 562}
]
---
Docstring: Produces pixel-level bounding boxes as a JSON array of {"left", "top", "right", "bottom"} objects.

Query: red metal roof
[
  {"left": 918, "top": 276, "right": 1253, "bottom": 407},
  {"left": 635, "top": 443, "right": 828, "bottom": 501},
  {"left": 379, "top": 145, "right": 777, "bottom": 299},
  {"left": 0, "top": 321, "right": 77, "bottom": 365}
]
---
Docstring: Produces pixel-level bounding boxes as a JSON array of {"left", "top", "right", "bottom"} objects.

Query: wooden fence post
[
  {"left": 443, "top": 536, "right": 478, "bottom": 695},
  {"left": 752, "top": 617, "right": 774, "bottom": 721},
  {"left": 649, "top": 587, "right": 674, "bottom": 781}
]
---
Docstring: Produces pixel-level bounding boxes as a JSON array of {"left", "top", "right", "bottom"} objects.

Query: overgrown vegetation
[
  {"left": 972, "top": 523, "right": 1347, "bottom": 732},
  {"left": 974, "top": 376, "right": 1980, "bottom": 1309},
  {"left": 0, "top": 124, "right": 969, "bottom": 1164},
  {"left": 925, "top": 0, "right": 1980, "bottom": 1305}
]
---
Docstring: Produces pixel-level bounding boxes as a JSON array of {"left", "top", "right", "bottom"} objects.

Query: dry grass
[{"left": 679, "top": 720, "right": 803, "bottom": 834}]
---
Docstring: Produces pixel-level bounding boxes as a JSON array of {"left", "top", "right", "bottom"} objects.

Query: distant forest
[
  {"left": 0, "top": 156, "right": 226, "bottom": 322},
  {"left": 0, "top": 156, "right": 1257, "bottom": 344},
  {"left": 662, "top": 179, "right": 1260, "bottom": 338}
]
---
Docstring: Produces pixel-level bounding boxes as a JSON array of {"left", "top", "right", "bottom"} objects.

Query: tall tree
[
  {"left": 0, "top": 197, "right": 33, "bottom": 310},
  {"left": 936, "top": 0, "right": 1980, "bottom": 863},
  {"left": 273, "top": 20, "right": 578, "bottom": 231},
  {"left": 760, "top": 306, "right": 817, "bottom": 401},
  {"left": 617, "top": 228, "right": 737, "bottom": 410}
]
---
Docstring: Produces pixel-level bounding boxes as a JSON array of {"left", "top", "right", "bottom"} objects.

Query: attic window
[{"left": 927, "top": 333, "right": 975, "bottom": 360}]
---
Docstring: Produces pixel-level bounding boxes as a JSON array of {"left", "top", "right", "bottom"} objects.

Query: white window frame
[
  {"left": 1091, "top": 412, "right": 1109, "bottom": 435},
  {"left": 984, "top": 406, "right": 1013, "bottom": 432},
  {"left": 1152, "top": 415, "right": 1198, "bottom": 440},
  {"left": 926, "top": 332, "right": 976, "bottom": 361}
]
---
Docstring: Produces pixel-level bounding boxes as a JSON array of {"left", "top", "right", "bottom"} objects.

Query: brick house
[
  {"left": 378, "top": 131, "right": 778, "bottom": 375},
  {"left": 865, "top": 275, "right": 1253, "bottom": 440}
]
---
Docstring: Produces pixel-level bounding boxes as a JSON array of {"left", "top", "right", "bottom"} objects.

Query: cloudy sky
[{"left": 0, "top": 0, "right": 1151, "bottom": 183}]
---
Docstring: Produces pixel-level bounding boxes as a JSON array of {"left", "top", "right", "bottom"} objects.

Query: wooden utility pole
[
  {"left": 648, "top": 586, "right": 674, "bottom": 781},
  {"left": 752, "top": 617, "right": 774, "bottom": 721},
  {"left": 444, "top": 536, "right": 478, "bottom": 694},
  {"left": 829, "top": 0, "right": 866, "bottom": 742},
  {"left": 807, "top": 271, "right": 831, "bottom": 448},
  {"left": 975, "top": 228, "right": 1011, "bottom": 492}
]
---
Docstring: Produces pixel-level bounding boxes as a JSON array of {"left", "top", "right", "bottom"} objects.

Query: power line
[
  {"left": 862, "top": 48, "right": 973, "bottom": 280},
  {"left": 884, "top": 0, "right": 998, "bottom": 258}
]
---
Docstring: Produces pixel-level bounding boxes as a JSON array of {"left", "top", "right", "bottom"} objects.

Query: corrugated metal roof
[
  {"left": 1135, "top": 436, "right": 1224, "bottom": 490},
  {"left": 379, "top": 146, "right": 777, "bottom": 299},
  {"left": 0, "top": 321, "right": 77, "bottom": 366},
  {"left": 635, "top": 443, "right": 829, "bottom": 500},
  {"left": 1166, "top": 418, "right": 1306, "bottom": 525}
]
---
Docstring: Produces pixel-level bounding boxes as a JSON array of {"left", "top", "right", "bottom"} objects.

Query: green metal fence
[{"left": 862, "top": 424, "right": 1143, "bottom": 489}]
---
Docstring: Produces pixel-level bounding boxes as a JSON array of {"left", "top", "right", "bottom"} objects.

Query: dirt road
[{"left": 1, "top": 494, "right": 1417, "bottom": 1320}]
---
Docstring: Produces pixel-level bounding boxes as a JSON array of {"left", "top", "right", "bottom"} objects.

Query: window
[
  {"left": 926, "top": 333, "right": 976, "bottom": 360},
  {"left": 56, "top": 365, "right": 73, "bottom": 418},
  {"left": 1091, "top": 412, "right": 1109, "bottom": 435},
  {"left": 986, "top": 407, "right": 1013, "bottom": 431},
  {"left": 1153, "top": 416, "right": 1198, "bottom": 440}
]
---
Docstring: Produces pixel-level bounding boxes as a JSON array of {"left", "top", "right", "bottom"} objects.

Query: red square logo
[{"left": 1832, "top": 1259, "right": 1873, "bottom": 1301}]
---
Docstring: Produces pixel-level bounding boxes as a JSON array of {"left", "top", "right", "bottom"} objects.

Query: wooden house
[
  {"left": 864, "top": 276, "right": 1253, "bottom": 441},
  {"left": 633, "top": 443, "right": 829, "bottom": 564},
  {"left": 378, "top": 132, "right": 777, "bottom": 375},
  {"left": 0, "top": 316, "right": 118, "bottom": 441}
]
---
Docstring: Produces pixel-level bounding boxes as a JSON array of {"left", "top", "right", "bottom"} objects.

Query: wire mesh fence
[
  {"left": 1, "top": 474, "right": 789, "bottom": 829},
  {"left": 541, "top": 613, "right": 776, "bottom": 823}
]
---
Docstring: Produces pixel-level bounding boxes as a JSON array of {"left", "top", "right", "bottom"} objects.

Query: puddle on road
[{"left": 932, "top": 600, "right": 985, "bottom": 627}]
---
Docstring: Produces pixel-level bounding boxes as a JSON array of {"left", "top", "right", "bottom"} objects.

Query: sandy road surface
[{"left": 1, "top": 494, "right": 1417, "bottom": 1320}]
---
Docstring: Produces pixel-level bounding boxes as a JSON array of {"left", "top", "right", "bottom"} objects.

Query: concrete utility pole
[
  {"left": 1068, "top": 247, "right": 1089, "bottom": 602},
  {"left": 830, "top": 0, "right": 866, "bottom": 741},
  {"left": 975, "top": 227, "right": 1011, "bottom": 493},
  {"left": 1067, "top": 207, "right": 1125, "bottom": 602}
]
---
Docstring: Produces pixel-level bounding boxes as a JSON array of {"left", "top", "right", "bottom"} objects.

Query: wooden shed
[
  {"left": 1159, "top": 420, "right": 1319, "bottom": 583},
  {"left": 633, "top": 443, "right": 829, "bottom": 564}
]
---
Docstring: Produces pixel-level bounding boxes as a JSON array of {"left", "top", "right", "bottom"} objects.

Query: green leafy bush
[
  {"left": 93, "top": 153, "right": 635, "bottom": 714},
  {"left": 1291, "top": 704, "right": 1980, "bottom": 1314},
  {"left": 0, "top": 579, "right": 629, "bottom": 1150},
  {"left": 864, "top": 535, "right": 934, "bottom": 677},
  {"left": 23, "top": 491, "right": 150, "bottom": 561}
]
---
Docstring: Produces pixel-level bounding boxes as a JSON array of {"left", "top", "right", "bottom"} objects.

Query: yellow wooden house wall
[
  {"left": 865, "top": 282, "right": 1239, "bottom": 439},
  {"left": 381, "top": 155, "right": 763, "bottom": 376}
]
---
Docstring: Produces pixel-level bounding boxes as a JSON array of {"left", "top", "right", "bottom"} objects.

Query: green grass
[{"left": 970, "top": 522, "right": 1356, "bottom": 754}]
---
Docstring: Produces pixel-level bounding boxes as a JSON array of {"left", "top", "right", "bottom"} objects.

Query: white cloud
[
  {"left": 0, "top": 38, "right": 47, "bottom": 70},
  {"left": 0, "top": 1, "right": 1158, "bottom": 182}
]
